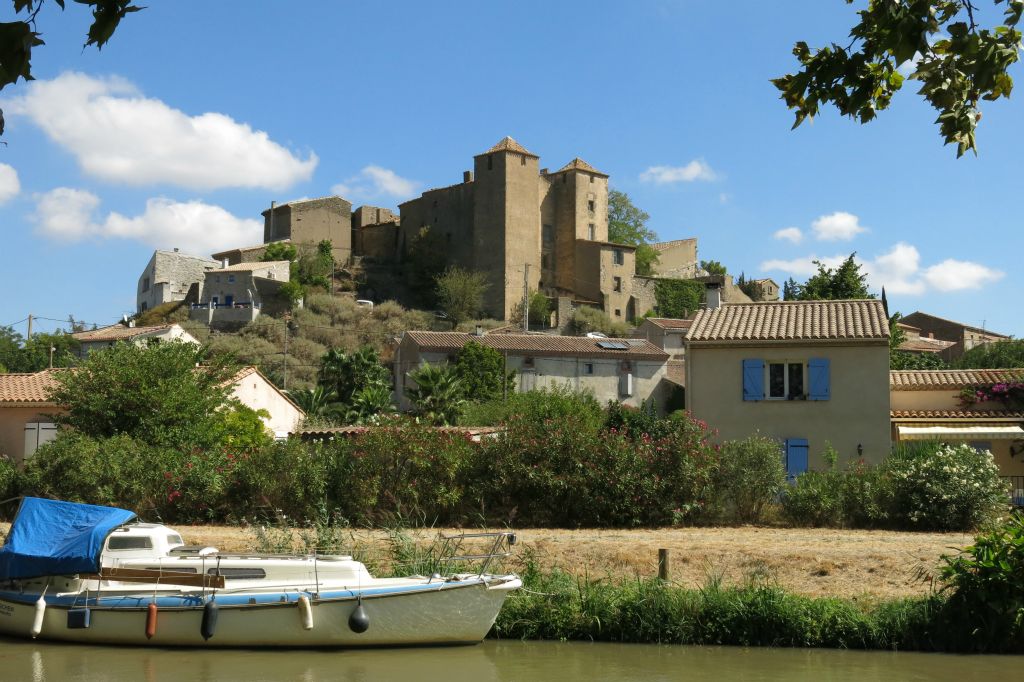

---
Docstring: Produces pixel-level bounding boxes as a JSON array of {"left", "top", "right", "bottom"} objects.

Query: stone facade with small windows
[
  {"left": 397, "top": 138, "right": 643, "bottom": 321},
  {"left": 189, "top": 261, "right": 292, "bottom": 330},
  {"left": 136, "top": 249, "right": 219, "bottom": 314}
]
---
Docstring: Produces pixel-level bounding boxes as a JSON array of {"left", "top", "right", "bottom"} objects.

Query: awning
[{"left": 897, "top": 424, "right": 1024, "bottom": 441}]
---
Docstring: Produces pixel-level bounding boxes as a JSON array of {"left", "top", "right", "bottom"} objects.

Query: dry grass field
[
  {"left": 169, "top": 525, "right": 973, "bottom": 600},
  {"left": 1, "top": 521, "right": 974, "bottom": 600}
]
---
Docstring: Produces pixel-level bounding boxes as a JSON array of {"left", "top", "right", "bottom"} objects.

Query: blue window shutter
[
  {"left": 742, "top": 359, "right": 764, "bottom": 401},
  {"left": 808, "top": 358, "right": 830, "bottom": 401},
  {"left": 785, "top": 438, "right": 809, "bottom": 479}
]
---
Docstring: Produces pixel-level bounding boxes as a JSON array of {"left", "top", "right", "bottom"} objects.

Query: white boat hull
[{"left": 0, "top": 576, "right": 521, "bottom": 648}]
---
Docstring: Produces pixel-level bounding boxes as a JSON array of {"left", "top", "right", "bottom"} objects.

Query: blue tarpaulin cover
[{"left": 0, "top": 498, "right": 136, "bottom": 580}]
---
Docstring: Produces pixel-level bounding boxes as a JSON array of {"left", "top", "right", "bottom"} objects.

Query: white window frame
[{"left": 765, "top": 361, "right": 806, "bottom": 400}]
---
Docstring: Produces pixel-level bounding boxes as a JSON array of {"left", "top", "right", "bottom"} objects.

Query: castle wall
[{"left": 262, "top": 197, "right": 353, "bottom": 264}]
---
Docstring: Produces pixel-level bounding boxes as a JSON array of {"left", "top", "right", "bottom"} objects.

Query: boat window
[
  {"left": 167, "top": 534, "right": 184, "bottom": 546},
  {"left": 107, "top": 536, "right": 153, "bottom": 550},
  {"left": 145, "top": 567, "right": 197, "bottom": 574},
  {"left": 207, "top": 567, "right": 266, "bottom": 580}
]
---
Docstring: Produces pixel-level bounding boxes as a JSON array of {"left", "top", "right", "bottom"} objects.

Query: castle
[{"left": 139, "top": 137, "right": 720, "bottom": 323}]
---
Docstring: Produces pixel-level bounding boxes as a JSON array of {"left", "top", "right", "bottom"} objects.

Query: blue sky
[{"left": 1, "top": 1, "right": 1020, "bottom": 337}]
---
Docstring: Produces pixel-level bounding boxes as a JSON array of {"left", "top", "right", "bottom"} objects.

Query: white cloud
[
  {"left": 863, "top": 242, "right": 925, "bottom": 294},
  {"left": 331, "top": 165, "right": 420, "bottom": 202},
  {"left": 0, "top": 163, "right": 20, "bottom": 204},
  {"left": 922, "top": 259, "right": 1004, "bottom": 292},
  {"left": 33, "top": 187, "right": 102, "bottom": 240},
  {"left": 760, "top": 242, "right": 1003, "bottom": 296},
  {"left": 4, "top": 72, "right": 317, "bottom": 191},
  {"left": 811, "top": 211, "right": 867, "bottom": 241},
  {"left": 639, "top": 160, "right": 717, "bottom": 184},
  {"left": 33, "top": 188, "right": 261, "bottom": 254},
  {"left": 773, "top": 227, "right": 803, "bottom": 244}
]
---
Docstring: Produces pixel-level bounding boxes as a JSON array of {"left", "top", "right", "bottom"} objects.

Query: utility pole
[
  {"left": 26, "top": 314, "right": 33, "bottom": 340},
  {"left": 283, "top": 312, "right": 292, "bottom": 391},
  {"left": 522, "top": 264, "right": 530, "bottom": 333}
]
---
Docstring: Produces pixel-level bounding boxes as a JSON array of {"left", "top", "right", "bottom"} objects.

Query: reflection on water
[{"left": 0, "top": 636, "right": 1022, "bottom": 682}]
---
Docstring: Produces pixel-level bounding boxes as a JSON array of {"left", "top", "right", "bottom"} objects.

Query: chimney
[
  {"left": 173, "top": 247, "right": 180, "bottom": 252},
  {"left": 463, "top": 170, "right": 473, "bottom": 183},
  {"left": 540, "top": 168, "right": 548, "bottom": 175},
  {"left": 706, "top": 285, "right": 723, "bottom": 310},
  {"left": 474, "top": 324, "right": 484, "bottom": 337},
  {"left": 928, "top": 332, "right": 934, "bottom": 339}
]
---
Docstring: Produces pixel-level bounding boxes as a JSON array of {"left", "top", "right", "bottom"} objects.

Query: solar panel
[{"left": 596, "top": 341, "right": 629, "bottom": 350}]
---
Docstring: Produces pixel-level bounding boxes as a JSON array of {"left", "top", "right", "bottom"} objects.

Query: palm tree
[
  {"left": 347, "top": 384, "right": 396, "bottom": 424},
  {"left": 287, "top": 385, "right": 334, "bottom": 417},
  {"left": 406, "top": 364, "right": 466, "bottom": 426}
]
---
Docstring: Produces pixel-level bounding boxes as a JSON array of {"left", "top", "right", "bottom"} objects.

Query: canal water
[{"left": 1, "top": 638, "right": 1022, "bottom": 681}]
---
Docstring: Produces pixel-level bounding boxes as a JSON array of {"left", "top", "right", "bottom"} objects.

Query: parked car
[
  {"left": 585, "top": 331, "right": 608, "bottom": 339},
  {"left": 356, "top": 299, "right": 374, "bottom": 309}
]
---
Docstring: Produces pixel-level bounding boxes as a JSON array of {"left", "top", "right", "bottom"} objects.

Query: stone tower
[{"left": 472, "top": 137, "right": 542, "bottom": 319}]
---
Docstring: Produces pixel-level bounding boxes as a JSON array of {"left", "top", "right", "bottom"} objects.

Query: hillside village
[{"left": 1, "top": 136, "right": 1022, "bottom": 503}]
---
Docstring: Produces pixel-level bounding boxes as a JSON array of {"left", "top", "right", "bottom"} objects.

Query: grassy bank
[{"left": 492, "top": 570, "right": 994, "bottom": 653}]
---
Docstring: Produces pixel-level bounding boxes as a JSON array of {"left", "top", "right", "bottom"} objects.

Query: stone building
[
  {"left": 650, "top": 239, "right": 699, "bottom": 279},
  {"left": 189, "top": 261, "right": 292, "bottom": 330},
  {"left": 136, "top": 249, "right": 218, "bottom": 313},
  {"left": 397, "top": 137, "right": 633, "bottom": 321},
  {"left": 900, "top": 312, "right": 1009, "bottom": 362},
  {"left": 262, "top": 197, "right": 354, "bottom": 264}
]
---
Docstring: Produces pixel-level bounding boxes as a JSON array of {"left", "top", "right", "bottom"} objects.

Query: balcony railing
[
  {"left": 191, "top": 301, "right": 261, "bottom": 310},
  {"left": 1003, "top": 476, "right": 1024, "bottom": 507}
]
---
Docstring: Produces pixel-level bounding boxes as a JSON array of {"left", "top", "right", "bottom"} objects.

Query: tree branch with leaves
[{"left": 773, "top": 0, "right": 1023, "bottom": 156}]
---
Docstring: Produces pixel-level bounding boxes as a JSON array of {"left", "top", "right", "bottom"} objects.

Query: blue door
[
  {"left": 784, "top": 438, "right": 809, "bottom": 482},
  {"left": 225, "top": 295, "right": 234, "bottom": 308}
]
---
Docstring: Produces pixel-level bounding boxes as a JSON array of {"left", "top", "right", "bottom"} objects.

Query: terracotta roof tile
[
  {"left": 72, "top": 324, "right": 173, "bottom": 342},
  {"left": 647, "top": 318, "right": 694, "bottom": 331},
  {"left": 902, "top": 311, "right": 1009, "bottom": 338},
  {"left": 480, "top": 136, "right": 538, "bottom": 158},
  {"left": 0, "top": 370, "right": 62, "bottom": 405},
  {"left": 686, "top": 300, "right": 889, "bottom": 343},
  {"left": 551, "top": 157, "right": 608, "bottom": 177},
  {"left": 211, "top": 260, "right": 290, "bottom": 273},
  {"left": 404, "top": 331, "right": 668, "bottom": 361},
  {"left": 891, "top": 409, "right": 1024, "bottom": 419},
  {"left": 890, "top": 369, "right": 1024, "bottom": 390},
  {"left": 897, "top": 338, "right": 956, "bottom": 353}
]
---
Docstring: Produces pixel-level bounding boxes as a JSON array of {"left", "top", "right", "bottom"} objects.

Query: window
[
  {"left": 614, "top": 308, "right": 621, "bottom": 317},
  {"left": 613, "top": 276, "right": 622, "bottom": 292},
  {"left": 142, "top": 276, "right": 150, "bottom": 292},
  {"left": 521, "top": 156, "right": 526, "bottom": 166},
  {"left": 588, "top": 224, "right": 596, "bottom": 241},
  {"left": 541, "top": 254, "right": 551, "bottom": 270},
  {"left": 767, "top": 362, "right": 804, "bottom": 399},
  {"left": 487, "top": 155, "right": 493, "bottom": 170},
  {"left": 588, "top": 200, "right": 595, "bottom": 213},
  {"left": 542, "top": 224, "right": 554, "bottom": 243},
  {"left": 590, "top": 175, "right": 595, "bottom": 184},
  {"left": 583, "top": 362, "right": 594, "bottom": 375},
  {"left": 743, "top": 358, "right": 829, "bottom": 401},
  {"left": 228, "top": 274, "right": 236, "bottom": 283},
  {"left": 207, "top": 567, "right": 266, "bottom": 580},
  {"left": 613, "top": 249, "right": 624, "bottom": 265},
  {"left": 107, "top": 536, "right": 153, "bottom": 551}
]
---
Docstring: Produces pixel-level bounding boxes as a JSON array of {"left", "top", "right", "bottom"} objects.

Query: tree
[
  {"left": 773, "top": 1, "right": 1023, "bottom": 157},
  {"left": 45, "top": 341, "right": 241, "bottom": 449},
  {"left": 653, "top": 279, "right": 704, "bottom": 318},
  {"left": 288, "top": 385, "right": 333, "bottom": 417},
  {"left": 955, "top": 339, "right": 1024, "bottom": 368},
  {"left": 295, "top": 240, "right": 334, "bottom": 290},
  {"left": 435, "top": 267, "right": 489, "bottom": 327},
  {"left": 795, "top": 253, "right": 872, "bottom": 300},
  {"left": 405, "top": 227, "right": 447, "bottom": 305},
  {"left": 510, "top": 290, "right": 551, "bottom": 328},
  {"left": 315, "top": 348, "right": 391, "bottom": 411},
  {"left": 608, "top": 189, "right": 660, "bottom": 276},
  {"left": 453, "top": 341, "right": 515, "bottom": 403},
  {"left": 700, "top": 260, "right": 727, "bottom": 276},
  {"left": 405, "top": 363, "right": 466, "bottom": 425},
  {"left": 1, "top": 1, "right": 142, "bottom": 142},
  {"left": 0, "top": 325, "right": 22, "bottom": 371},
  {"left": 782, "top": 277, "right": 801, "bottom": 301},
  {"left": 261, "top": 241, "right": 297, "bottom": 262},
  {"left": 891, "top": 350, "right": 949, "bottom": 369}
]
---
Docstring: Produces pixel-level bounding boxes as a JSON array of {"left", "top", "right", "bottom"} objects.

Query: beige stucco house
[
  {"left": 684, "top": 299, "right": 891, "bottom": 475},
  {"left": 890, "top": 369, "right": 1024, "bottom": 492},
  {"left": 0, "top": 366, "right": 304, "bottom": 464},
  {"left": 72, "top": 323, "right": 199, "bottom": 358},
  {"left": 396, "top": 330, "right": 671, "bottom": 411}
]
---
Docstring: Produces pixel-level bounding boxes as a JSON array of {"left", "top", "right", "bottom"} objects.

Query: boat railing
[{"left": 434, "top": 531, "right": 517, "bottom": 579}]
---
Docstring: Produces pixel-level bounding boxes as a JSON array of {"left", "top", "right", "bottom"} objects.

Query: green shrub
[
  {"left": 460, "top": 385, "right": 604, "bottom": 430},
  {"left": 0, "top": 455, "right": 19, "bottom": 511},
  {"left": 782, "top": 470, "right": 843, "bottom": 527},
  {"left": 883, "top": 442, "right": 1008, "bottom": 531},
  {"left": 715, "top": 435, "right": 786, "bottom": 524},
  {"left": 569, "top": 306, "right": 629, "bottom": 337},
  {"left": 938, "top": 513, "right": 1024, "bottom": 651}
]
